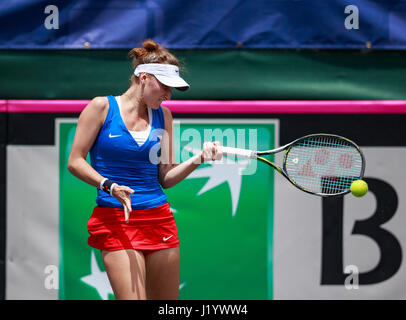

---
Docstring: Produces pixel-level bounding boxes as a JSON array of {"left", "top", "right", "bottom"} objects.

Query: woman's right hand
[
  {"left": 201, "top": 141, "right": 223, "bottom": 163},
  {"left": 111, "top": 185, "right": 135, "bottom": 223}
]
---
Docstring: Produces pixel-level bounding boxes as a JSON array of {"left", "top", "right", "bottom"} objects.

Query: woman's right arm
[
  {"left": 67, "top": 96, "right": 108, "bottom": 187},
  {"left": 67, "top": 97, "right": 134, "bottom": 222}
]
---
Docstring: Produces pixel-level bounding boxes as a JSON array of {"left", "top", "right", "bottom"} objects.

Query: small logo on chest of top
[{"left": 109, "top": 133, "right": 122, "bottom": 138}]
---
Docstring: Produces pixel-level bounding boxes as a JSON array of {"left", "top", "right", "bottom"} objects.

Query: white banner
[
  {"left": 6, "top": 145, "right": 406, "bottom": 299},
  {"left": 6, "top": 146, "right": 59, "bottom": 299},
  {"left": 274, "top": 147, "right": 406, "bottom": 299}
]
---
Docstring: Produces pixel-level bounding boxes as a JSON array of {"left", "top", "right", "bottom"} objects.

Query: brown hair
[
  {"left": 128, "top": 39, "right": 182, "bottom": 85},
  {"left": 128, "top": 39, "right": 180, "bottom": 68}
]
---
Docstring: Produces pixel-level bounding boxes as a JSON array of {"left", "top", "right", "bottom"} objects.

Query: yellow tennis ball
[{"left": 350, "top": 180, "right": 368, "bottom": 197}]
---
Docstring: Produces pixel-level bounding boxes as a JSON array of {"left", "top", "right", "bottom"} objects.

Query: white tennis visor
[{"left": 134, "top": 63, "right": 190, "bottom": 91}]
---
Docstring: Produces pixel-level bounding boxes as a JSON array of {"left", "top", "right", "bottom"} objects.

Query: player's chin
[
  {"left": 148, "top": 103, "right": 159, "bottom": 109},
  {"left": 150, "top": 100, "right": 164, "bottom": 109}
]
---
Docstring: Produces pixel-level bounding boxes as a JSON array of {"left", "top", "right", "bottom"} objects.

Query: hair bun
[
  {"left": 142, "top": 39, "right": 159, "bottom": 52},
  {"left": 128, "top": 39, "right": 180, "bottom": 72}
]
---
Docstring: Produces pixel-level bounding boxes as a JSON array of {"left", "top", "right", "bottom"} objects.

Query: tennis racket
[{"left": 220, "top": 133, "right": 365, "bottom": 197}]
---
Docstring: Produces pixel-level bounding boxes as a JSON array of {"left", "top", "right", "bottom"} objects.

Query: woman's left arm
[{"left": 158, "top": 106, "right": 222, "bottom": 189}]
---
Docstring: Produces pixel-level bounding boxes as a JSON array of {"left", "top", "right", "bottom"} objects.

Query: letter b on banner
[{"left": 321, "top": 178, "right": 402, "bottom": 285}]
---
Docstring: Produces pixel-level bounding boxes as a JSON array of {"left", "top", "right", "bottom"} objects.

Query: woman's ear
[{"left": 139, "top": 72, "right": 148, "bottom": 84}]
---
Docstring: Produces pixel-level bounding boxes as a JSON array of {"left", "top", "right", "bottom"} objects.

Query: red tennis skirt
[{"left": 87, "top": 202, "right": 179, "bottom": 252}]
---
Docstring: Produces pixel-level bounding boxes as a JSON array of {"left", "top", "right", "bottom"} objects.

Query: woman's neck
[{"left": 121, "top": 85, "right": 147, "bottom": 117}]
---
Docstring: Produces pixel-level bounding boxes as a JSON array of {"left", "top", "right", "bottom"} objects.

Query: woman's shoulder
[
  {"left": 89, "top": 96, "right": 109, "bottom": 110},
  {"left": 80, "top": 96, "right": 110, "bottom": 126},
  {"left": 85, "top": 96, "right": 110, "bottom": 115},
  {"left": 159, "top": 105, "right": 173, "bottom": 128},
  {"left": 160, "top": 105, "right": 173, "bottom": 119}
]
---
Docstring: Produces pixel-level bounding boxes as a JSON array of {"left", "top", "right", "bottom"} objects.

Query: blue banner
[{"left": 1, "top": 0, "right": 405, "bottom": 49}]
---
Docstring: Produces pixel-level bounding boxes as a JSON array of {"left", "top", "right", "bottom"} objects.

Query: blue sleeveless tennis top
[{"left": 89, "top": 95, "right": 168, "bottom": 209}]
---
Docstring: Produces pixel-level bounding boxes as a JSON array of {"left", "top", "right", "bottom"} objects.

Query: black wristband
[{"left": 101, "top": 179, "right": 114, "bottom": 194}]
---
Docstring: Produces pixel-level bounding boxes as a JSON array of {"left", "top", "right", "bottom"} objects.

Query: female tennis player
[{"left": 67, "top": 39, "right": 222, "bottom": 300}]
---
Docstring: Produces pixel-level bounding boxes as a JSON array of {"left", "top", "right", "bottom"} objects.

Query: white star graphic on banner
[
  {"left": 184, "top": 146, "right": 250, "bottom": 217},
  {"left": 80, "top": 250, "right": 113, "bottom": 300}
]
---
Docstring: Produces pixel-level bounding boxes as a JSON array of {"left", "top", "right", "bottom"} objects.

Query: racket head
[{"left": 282, "top": 134, "right": 365, "bottom": 197}]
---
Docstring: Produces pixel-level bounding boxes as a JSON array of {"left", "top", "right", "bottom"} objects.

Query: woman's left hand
[
  {"left": 201, "top": 141, "right": 223, "bottom": 162},
  {"left": 111, "top": 185, "right": 135, "bottom": 223}
]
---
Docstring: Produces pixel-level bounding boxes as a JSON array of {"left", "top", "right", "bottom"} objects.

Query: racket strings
[{"left": 285, "top": 136, "right": 363, "bottom": 195}]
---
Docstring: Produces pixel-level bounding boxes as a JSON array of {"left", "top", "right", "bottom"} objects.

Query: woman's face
[{"left": 141, "top": 73, "right": 172, "bottom": 109}]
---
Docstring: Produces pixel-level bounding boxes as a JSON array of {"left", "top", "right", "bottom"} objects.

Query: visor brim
[{"left": 155, "top": 74, "right": 190, "bottom": 91}]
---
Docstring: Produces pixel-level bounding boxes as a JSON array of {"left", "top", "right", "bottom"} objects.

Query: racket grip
[{"left": 220, "top": 146, "right": 256, "bottom": 159}]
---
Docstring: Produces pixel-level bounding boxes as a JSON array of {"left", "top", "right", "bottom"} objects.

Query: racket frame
[{"left": 229, "top": 133, "right": 366, "bottom": 197}]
